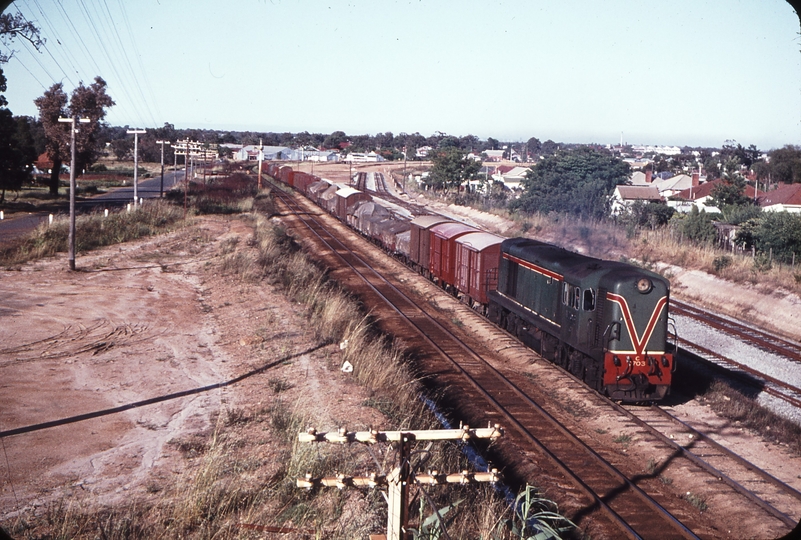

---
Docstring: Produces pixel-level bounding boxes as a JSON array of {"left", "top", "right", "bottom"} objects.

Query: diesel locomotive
[
  {"left": 266, "top": 164, "right": 675, "bottom": 402},
  {"left": 487, "top": 238, "right": 674, "bottom": 401}
]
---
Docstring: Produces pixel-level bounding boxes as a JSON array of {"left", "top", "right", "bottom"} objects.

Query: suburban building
[
  {"left": 759, "top": 183, "right": 801, "bottom": 213},
  {"left": 232, "top": 145, "right": 298, "bottom": 162},
  {"left": 610, "top": 185, "right": 663, "bottom": 215}
]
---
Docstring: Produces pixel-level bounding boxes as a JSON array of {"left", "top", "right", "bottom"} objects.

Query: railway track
[
  {"left": 621, "top": 403, "right": 801, "bottom": 528},
  {"left": 265, "top": 177, "right": 780, "bottom": 539},
  {"left": 671, "top": 299, "right": 801, "bottom": 410}
]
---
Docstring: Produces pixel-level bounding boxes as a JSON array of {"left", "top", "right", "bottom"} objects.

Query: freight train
[{"left": 265, "top": 164, "right": 674, "bottom": 401}]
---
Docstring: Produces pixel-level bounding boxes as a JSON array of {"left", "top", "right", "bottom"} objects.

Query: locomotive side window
[
  {"left": 583, "top": 288, "right": 596, "bottom": 311},
  {"left": 563, "top": 283, "right": 580, "bottom": 309}
]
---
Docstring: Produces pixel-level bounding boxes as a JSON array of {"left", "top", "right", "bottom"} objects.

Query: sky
[{"left": 1, "top": 0, "right": 800, "bottom": 150}]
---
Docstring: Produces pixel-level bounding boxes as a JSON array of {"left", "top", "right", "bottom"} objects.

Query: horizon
[{"left": 2, "top": 0, "right": 800, "bottom": 152}]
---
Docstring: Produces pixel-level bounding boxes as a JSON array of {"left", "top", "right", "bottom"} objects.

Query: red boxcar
[
  {"left": 429, "top": 222, "right": 478, "bottom": 287},
  {"left": 278, "top": 166, "right": 295, "bottom": 187},
  {"left": 454, "top": 232, "right": 504, "bottom": 305},
  {"left": 409, "top": 215, "right": 453, "bottom": 273}
]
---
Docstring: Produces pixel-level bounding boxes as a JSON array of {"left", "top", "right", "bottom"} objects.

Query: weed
[
  {"left": 684, "top": 492, "right": 708, "bottom": 512},
  {"left": 645, "top": 457, "right": 657, "bottom": 475},
  {"left": 613, "top": 433, "right": 632, "bottom": 444},
  {"left": 659, "top": 475, "right": 673, "bottom": 485},
  {"left": 595, "top": 428, "right": 607, "bottom": 435},
  {"left": 267, "top": 377, "right": 294, "bottom": 394},
  {"left": 712, "top": 255, "right": 732, "bottom": 273}
]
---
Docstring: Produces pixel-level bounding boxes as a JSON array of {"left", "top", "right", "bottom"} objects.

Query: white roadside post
[{"left": 58, "top": 115, "right": 90, "bottom": 271}]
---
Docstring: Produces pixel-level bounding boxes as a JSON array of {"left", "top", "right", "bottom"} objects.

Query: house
[
  {"left": 630, "top": 170, "right": 655, "bottom": 185},
  {"left": 415, "top": 146, "right": 433, "bottom": 158},
  {"left": 611, "top": 185, "right": 663, "bottom": 215},
  {"left": 483, "top": 150, "right": 505, "bottom": 162},
  {"left": 671, "top": 178, "right": 758, "bottom": 214},
  {"left": 653, "top": 173, "right": 699, "bottom": 198},
  {"left": 343, "top": 151, "right": 385, "bottom": 163},
  {"left": 233, "top": 145, "right": 298, "bottom": 162},
  {"left": 759, "top": 183, "right": 801, "bottom": 213},
  {"left": 492, "top": 166, "right": 529, "bottom": 191}
]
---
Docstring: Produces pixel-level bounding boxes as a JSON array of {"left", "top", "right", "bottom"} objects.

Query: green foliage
[
  {"left": 721, "top": 203, "right": 761, "bottom": 226},
  {"left": 409, "top": 499, "right": 462, "bottom": 539},
  {"left": 676, "top": 206, "right": 717, "bottom": 246},
  {"left": 753, "top": 253, "right": 773, "bottom": 273},
  {"left": 752, "top": 211, "right": 801, "bottom": 265},
  {"left": 712, "top": 256, "right": 732, "bottom": 273},
  {"left": 495, "top": 485, "right": 575, "bottom": 540},
  {"left": 710, "top": 176, "right": 751, "bottom": 208},
  {"left": 769, "top": 145, "right": 801, "bottom": 184},
  {"left": 426, "top": 147, "right": 481, "bottom": 192},
  {"left": 620, "top": 200, "right": 675, "bottom": 229},
  {"left": 512, "top": 147, "right": 630, "bottom": 220}
]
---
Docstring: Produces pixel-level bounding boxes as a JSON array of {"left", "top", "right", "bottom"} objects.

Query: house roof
[
  {"left": 674, "top": 179, "right": 758, "bottom": 202},
  {"left": 654, "top": 174, "right": 693, "bottom": 192},
  {"left": 615, "top": 185, "right": 662, "bottom": 201},
  {"left": 759, "top": 183, "right": 801, "bottom": 207}
]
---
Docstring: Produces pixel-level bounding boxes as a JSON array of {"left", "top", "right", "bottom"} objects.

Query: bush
[{"left": 712, "top": 255, "right": 732, "bottom": 273}]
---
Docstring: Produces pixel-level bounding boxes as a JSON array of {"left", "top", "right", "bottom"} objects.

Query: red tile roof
[{"left": 759, "top": 183, "right": 801, "bottom": 207}]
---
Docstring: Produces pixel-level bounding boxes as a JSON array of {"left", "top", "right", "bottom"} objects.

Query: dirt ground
[
  {"left": 0, "top": 214, "right": 384, "bottom": 525},
  {"left": 2, "top": 166, "right": 801, "bottom": 536}
]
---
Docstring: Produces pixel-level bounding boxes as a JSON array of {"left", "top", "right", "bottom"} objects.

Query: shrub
[{"left": 712, "top": 255, "right": 732, "bottom": 273}]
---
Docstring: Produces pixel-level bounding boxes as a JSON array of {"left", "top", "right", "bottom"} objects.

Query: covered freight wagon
[
  {"left": 429, "top": 222, "right": 478, "bottom": 288},
  {"left": 409, "top": 215, "right": 453, "bottom": 276},
  {"left": 335, "top": 187, "right": 370, "bottom": 222},
  {"left": 455, "top": 232, "right": 504, "bottom": 306}
]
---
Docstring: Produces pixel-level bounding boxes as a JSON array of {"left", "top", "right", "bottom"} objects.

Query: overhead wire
[
  {"left": 12, "top": 54, "right": 47, "bottom": 91},
  {"left": 11, "top": 0, "right": 167, "bottom": 129},
  {"left": 12, "top": 5, "right": 76, "bottom": 87},
  {"left": 72, "top": 0, "right": 149, "bottom": 127},
  {"left": 113, "top": 0, "right": 161, "bottom": 123},
  {"left": 24, "top": 0, "right": 86, "bottom": 83}
]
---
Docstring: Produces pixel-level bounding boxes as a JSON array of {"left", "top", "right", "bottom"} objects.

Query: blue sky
[{"left": 2, "top": 0, "right": 800, "bottom": 150}]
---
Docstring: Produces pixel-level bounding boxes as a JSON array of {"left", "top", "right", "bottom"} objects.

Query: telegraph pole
[
  {"left": 58, "top": 115, "right": 90, "bottom": 271},
  {"left": 156, "top": 140, "right": 170, "bottom": 197},
  {"left": 127, "top": 129, "right": 146, "bottom": 207},
  {"left": 297, "top": 424, "right": 503, "bottom": 539},
  {"left": 257, "top": 138, "right": 263, "bottom": 189}
]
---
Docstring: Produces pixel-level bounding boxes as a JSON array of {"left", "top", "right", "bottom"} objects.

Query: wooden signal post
[{"left": 297, "top": 423, "right": 503, "bottom": 539}]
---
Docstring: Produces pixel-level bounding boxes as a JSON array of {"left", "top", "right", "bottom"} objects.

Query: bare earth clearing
[
  {"left": 0, "top": 215, "right": 383, "bottom": 529},
  {"left": 2, "top": 167, "right": 801, "bottom": 537}
]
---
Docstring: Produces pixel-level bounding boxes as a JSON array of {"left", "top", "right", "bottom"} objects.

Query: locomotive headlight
[{"left": 636, "top": 277, "right": 653, "bottom": 294}]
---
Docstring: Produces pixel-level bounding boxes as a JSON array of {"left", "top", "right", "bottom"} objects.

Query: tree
[
  {"left": 110, "top": 138, "right": 133, "bottom": 161},
  {"left": 677, "top": 206, "right": 717, "bottom": 246},
  {"left": 1, "top": 12, "right": 44, "bottom": 63},
  {"left": 710, "top": 176, "right": 751, "bottom": 208},
  {"left": 34, "top": 77, "right": 114, "bottom": 196},
  {"left": 427, "top": 147, "right": 481, "bottom": 192},
  {"left": 540, "top": 139, "right": 559, "bottom": 156},
  {"left": 769, "top": 145, "right": 801, "bottom": 184},
  {"left": 0, "top": 68, "right": 31, "bottom": 202},
  {"left": 526, "top": 137, "right": 541, "bottom": 159},
  {"left": 512, "top": 147, "right": 630, "bottom": 219},
  {"left": 486, "top": 137, "right": 499, "bottom": 151}
]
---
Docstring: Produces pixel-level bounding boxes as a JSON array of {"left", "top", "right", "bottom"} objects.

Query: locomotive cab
[{"left": 600, "top": 269, "right": 673, "bottom": 401}]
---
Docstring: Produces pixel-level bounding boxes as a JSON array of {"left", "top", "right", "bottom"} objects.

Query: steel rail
[
  {"left": 618, "top": 403, "right": 799, "bottom": 528},
  {"left": 671, "top": 299, "right": 801, "bottom": 363},
  {"left": 267, "top": 178, "right": 699, "bottom": 540}
]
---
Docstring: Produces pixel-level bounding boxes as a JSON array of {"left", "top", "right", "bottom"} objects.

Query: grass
[
  {"left": 684, "top": 492, "right": 708, "bottom": 512},
  {"left": 0, "top": 200, "right": 186, "bottom": 268},
  {"left": 1, "top": 185, "right": 576, "bottom": 539}
]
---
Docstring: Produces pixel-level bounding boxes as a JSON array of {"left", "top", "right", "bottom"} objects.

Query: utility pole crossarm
[
  {"left": 298, "top": 424, "right": 504, "bottom": 444},
  {"left": 297, "top": 468, "right": 501, "bottom": 490}
]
